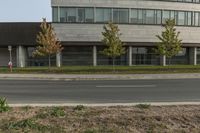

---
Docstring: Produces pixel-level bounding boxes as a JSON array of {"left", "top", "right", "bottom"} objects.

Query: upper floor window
[
  {"left": 96, "top": 8, "right": 112, "bottom": 23},
  {"left": 59, "top": 7, "right": 94, "bottom": 23},
  {"left": 52, "top": 6, "right": 199, "bottom": 27},
  {"left": 113, "top": 8, "right": 129, "bottom": 23}
]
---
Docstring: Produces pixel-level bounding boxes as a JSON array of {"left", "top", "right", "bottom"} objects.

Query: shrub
[
  {"left": 50, "top": 107, "right": 65, "bottom": 117},
  {"left": 73, "top": 105, "right": 85, "bottom": 111},
  {"left": 0, "top": 97, "right": 9, "bottom": 113},
  {"left": 5, "top": 118, "right": 50, "bottom": 132},
  {"left": 136, "top": 104, "right": 151, "bottom": 109}
]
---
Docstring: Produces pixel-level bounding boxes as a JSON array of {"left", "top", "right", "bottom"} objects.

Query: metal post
[
  {"left": 8, "top": 46, "right": 12, "bottom": 72},
  {"left": 129, "top": 46, "right": 132, "bottom": 66},
  {"left": 8, "top": 46, "right": 12, "bottom": 62},
  {"left": 93, "top": 46, "right": 97, "bottom": 66}
]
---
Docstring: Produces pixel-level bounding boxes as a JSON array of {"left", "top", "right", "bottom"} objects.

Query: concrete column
[
  {"left": 56, "top": 52, "right": 62, "bottom": 67},
  {"left": 93, "top": 46, "right": 97, "bottom": 66},
  {"left": 16, "top": 46, "right": 26, "bottom": 68},
  {"left": 129, "top": 46, "right": 132, "bottom": 66},
  {"left": 160, "top": 55, "right": 166, "bottom": 66},
  {"left": 189, "top": 47, "right": 197, "bottom": 65}
]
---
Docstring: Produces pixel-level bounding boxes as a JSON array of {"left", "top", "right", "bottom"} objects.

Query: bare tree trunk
[
  {"left": 168, "top": 57, "right": 171, "bottom": 70},
  {"left": 112, "top": 57, "right": 115, "bottom": 73},
  {"left": 48, "top": 54, "right": 51, "bottom": 70}
]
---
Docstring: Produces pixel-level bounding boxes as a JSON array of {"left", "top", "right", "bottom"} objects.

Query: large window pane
[
  {"left": 119, "top": 9, "right": 129, "bottom": 23},
  {"left": 187, "top": 12, "right": 192, "bottom": 26},
  {"left": 52, "top": 7, "right": 58, "bottom": 22},
  {"left": 145, "top": 10, "right": 155, "bottom": 24},
  {"left": 85, "top": 8, "right": 94, "bottom": 22},
  {"left": 67, "top": 8, "right": 76, "bottom": 22},
  {"left": 60, "top": 8, "right": 67, "bottom": 22},
  {"left": 138, "top": 10, "right": 143, "bottom": 24},
  {"left": 60, "top": 8, "right": 76, "bottom": 22},
  {"left": 162, "top": 11, "right": 170, "bottom": 24},
  {"left": 156, "top": 10, "right": 162, "bottom": 24},
  {"left": 177, "top": 11, "right": 185, "bottom": 25},
  {"left": 113, "top": 9, "right": 129, "bottom": 23},
  {"left": 195, "top": 12, "right": 199, "bottom": 26},
  {"left": 96, "top": 8, "right": 112, "bottom": 22},
  {"left": 77, "top": 8, "right": 85, "bottom": 22},
  {"left": 130, "top": 9, "right": 138, "bottom": 23}
]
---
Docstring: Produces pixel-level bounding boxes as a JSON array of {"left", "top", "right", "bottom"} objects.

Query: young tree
[
  {"left": 155, "top": 19, "right": 182, "bottom": 65},
  {"left": 33, "top": 18, "right": 63, "bottom": 69},
  {"left": 101, "top": 22, "right": 126, "bottom": 71}
]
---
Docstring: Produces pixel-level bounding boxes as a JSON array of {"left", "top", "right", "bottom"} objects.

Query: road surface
[{"left": 0, "top": 79, "right": 200, "bottom": 104}]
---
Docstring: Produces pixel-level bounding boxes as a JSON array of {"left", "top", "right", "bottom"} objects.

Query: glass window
[
  {"left": 113, "top": 9, "right": 129, "bottom": 23},
  {"left": 59, "top": 8, "right": 76, "bottom": 22},
  {"left": 85, "top": 8, "right": 94, "bottom": 22},
  {"left": 56, "top": 6, "right": 197, "bottom": 27},
  {"left": 67, "top": 8, "right": 76, "bottom": 22},
  {"left": 52, "top": 7, "right": 58, "bottom": 22},
  {"left": 77, "top": 8, "right": 85, "bottom": 22},
  {"left": 60, "top": 8, "right": 67, "bottom": 22},
  {"left": 177, "top": 11, "right": 185, "bottom": 25},
  {"left": 138, "top": 10, "right": 143, "bottom": 24},
  {"left": 130, "top": 9, "right": 138, "bottom": 23},
  {"left": 96, "top": 8, "right": 112, "bottom": 22},
  {"left": 187, "top": 12, "right": 192, "bottom": 26},
  {"left": 145, "top": 10, "right": 155, "bottom": 24},
  {"left": 162, "top": 11, "right": 170, "bottom": 24},
  {"left": 195, "top": 12, "right": 199, "bottom": 26},
  {"left": 170, "top": 11, "right": 175, "bottom": 20},
  {"left": 156, "top": 10, "right": 162, "bottom": 24}
]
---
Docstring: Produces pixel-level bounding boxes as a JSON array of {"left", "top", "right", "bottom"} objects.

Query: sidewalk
[{"left": 0, "top": 73, "right": 200, "bottom": 80}]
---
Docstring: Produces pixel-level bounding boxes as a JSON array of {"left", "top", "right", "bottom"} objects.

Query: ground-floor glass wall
[
  {"left": 166, "top": 48, "right": 189, "bottom": 65},
  {"left": 132, "top": 47, "right": 160, "bottom": 65},
  {"left": 15, "top": 46, "right": 192, "bottom": 67},
  {"left": 197, "top": 48, "right": 200, "bottom": 64},
  {"left": 26, "top": 47, "right": 56, "bottom": 66},
  {"left": 62, "top": 46, "right": 93, "bottom": 66},
  {"left": 97, "top": 46, "right": 128, "bottom": 66}
]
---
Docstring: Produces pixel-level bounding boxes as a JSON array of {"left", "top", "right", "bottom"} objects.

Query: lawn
[
  {"left": 2, "top": 65, "right": 200, "bottom": 74},
  {"left": 0, "top": 105, "right": 200, "bottom": 133}
]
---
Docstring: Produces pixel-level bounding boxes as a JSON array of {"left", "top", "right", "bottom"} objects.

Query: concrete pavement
[{"left": 1, "top": 73, "right": 200, "bottom": 80}]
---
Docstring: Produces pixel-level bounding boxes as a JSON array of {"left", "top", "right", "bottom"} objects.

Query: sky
[{"left": 0, "top": 0, "right": 51, "bottom": 22}]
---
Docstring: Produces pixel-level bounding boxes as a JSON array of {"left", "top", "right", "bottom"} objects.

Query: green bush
[
  {"left": 5, "top": 118, "right": 50, "bottom": 132},
  {"left": 136, "top": 104, "right": 151, "bottom": 109},
  {"left": 73, "top": 105, "right": 85, "bottom": 111},
  {"left": 0, "top": 97, "right": 9, "bottom": 113},
  {"left": 50, "top": 107, "right": 66, "bottom": 117}
]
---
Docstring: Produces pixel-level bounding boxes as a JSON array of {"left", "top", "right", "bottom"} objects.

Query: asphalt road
[{"left": 0, "top": 79, "right": 200, "bottom": 104}]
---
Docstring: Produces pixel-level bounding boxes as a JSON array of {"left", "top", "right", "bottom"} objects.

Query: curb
[
  {"left": 9, "top": 102, "right": 200, "bottom": 107},
  {"left": 0, "top": 73, "right": 200, "bottom": 81}
]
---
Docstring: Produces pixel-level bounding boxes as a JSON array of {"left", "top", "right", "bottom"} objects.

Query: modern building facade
[
  {"left": 1, "top": 0, "right": 200, "bottom": 67},
  {"left": 51, "top": 0, "right": 200, "bottom": 66}
]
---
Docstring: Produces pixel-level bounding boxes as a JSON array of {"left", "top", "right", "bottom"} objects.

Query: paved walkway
[{"left": 0, "top": 73, "right": 200, "bottom": 80}]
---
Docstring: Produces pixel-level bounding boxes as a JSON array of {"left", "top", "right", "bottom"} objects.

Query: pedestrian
[{"left": 8, "top": 61, "right": 12, "bottom": 72}]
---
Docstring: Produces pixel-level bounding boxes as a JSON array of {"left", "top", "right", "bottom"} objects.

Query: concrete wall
[
  {"left": 52, "top": 23, "right": 200, "bottom": 45},
  {"left": 51, "top": 0, "right": 200, "bottom": 12}
]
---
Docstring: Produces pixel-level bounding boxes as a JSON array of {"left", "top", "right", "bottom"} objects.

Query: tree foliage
[
  {"left": 33, "top": 18, "right": 63, "bottom": 68},
  {"left": 155, "top": 19, "right": 182, "bottom": 61},
  {"left": 101, "top": 22, "right": 125, "bottom": 68}
]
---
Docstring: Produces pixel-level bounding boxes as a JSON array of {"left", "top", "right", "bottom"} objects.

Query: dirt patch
[{"left": 0, "top": 105, "right": 200, "bottom": 133}]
